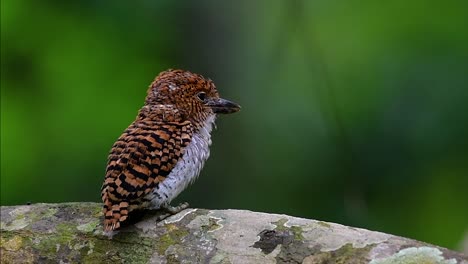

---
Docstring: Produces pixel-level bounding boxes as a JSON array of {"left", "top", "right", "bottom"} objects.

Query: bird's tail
[{"left": 103, "top": 200, "right": 129, "bottom": 231}]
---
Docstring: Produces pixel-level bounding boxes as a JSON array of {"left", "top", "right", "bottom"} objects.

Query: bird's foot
[
  {"left": 155, "top": 202, "right": 190, "bottom": 221},
  {"left": 163, "top": 202, "right": 190, "bottom": 214}
]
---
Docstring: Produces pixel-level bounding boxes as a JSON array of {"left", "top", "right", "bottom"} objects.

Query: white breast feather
[{"left": 149, "top": 114, "right": 216, "bottom": 208}]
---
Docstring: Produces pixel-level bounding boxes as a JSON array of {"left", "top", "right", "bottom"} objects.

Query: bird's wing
[{"left": 101, "top": 121, "right": 193, "bottom": 231}]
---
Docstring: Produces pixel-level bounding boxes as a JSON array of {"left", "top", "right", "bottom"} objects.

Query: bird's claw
[
  {"left": 163, "top": 202, "right": 189, "bottom": 214},
  {"left": 155, "top": 202, "right": 190, "bottom": 221}
]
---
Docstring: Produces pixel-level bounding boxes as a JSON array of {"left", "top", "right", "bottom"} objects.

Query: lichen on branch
[{"left": 1, "top": 203, "right": 466, "bottom": 263}]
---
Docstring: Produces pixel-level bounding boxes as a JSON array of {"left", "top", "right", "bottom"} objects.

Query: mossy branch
[{"left": 0, "top": 203, "right": 466, "bottom": 263}]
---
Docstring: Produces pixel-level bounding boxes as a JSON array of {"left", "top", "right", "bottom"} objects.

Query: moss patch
[
  {"left": 32, "top": 223, "right": 76, "bottom": 257},
  {"left": 272, "top": 218, "right": 289, "bottom": 231},
  {"left": 253, "top": 218, "right": 308, "bottom": 259},
  {"left": 82, "top": 232, "right": 155, "bottom": 264},
  {"left": 273, "top": 218, "right": 304, "bottom": 241},
  {"left": 301, "top": 243, "right": 374, "bottom": 264},
  {"left": 201, "top": 217, "right": 222, "bottom": 232},
  {"left": 255, "top": 218, "right": 375, "bottom": 263},
  {"left": 317, "top": 221, "right": 331, "bottom": 228},
  {"left": 155, "top": 223, "right": 190, "bottom": 255},
  {"left": 1, "top": 235, "right": 23, "bottom": 251},
  {"left": 76, "top": 219, "right": 100, "bottom": 233}
]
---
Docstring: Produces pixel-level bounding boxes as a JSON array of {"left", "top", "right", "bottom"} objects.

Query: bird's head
[{"left": 145, "top": 69, "right": 240, "bottom": 123}]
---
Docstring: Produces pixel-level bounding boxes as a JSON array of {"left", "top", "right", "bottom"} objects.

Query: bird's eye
[{"left": 197, "top": 92, "right": 207, "bottom": 102}]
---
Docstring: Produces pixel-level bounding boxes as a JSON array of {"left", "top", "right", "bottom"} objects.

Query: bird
[{"left": 101, "top": 69, "right": 240, "bottom": 231}]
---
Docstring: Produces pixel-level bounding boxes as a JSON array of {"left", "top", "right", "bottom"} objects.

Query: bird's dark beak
[{"left": 206, "top": 98, "right": 241, "bottom": 114}]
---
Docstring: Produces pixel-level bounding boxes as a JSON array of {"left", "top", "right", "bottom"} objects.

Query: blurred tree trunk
[{"left": 1, "top": 203, "right": 466, "bottom": 263}]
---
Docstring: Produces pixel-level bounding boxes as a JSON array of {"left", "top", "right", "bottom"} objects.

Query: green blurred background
[{"left": 1, "top": 0, "right": 467, "bottom": 251}]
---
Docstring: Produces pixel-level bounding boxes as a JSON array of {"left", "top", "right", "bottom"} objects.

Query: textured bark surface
[{"left": 0, "top": 203, "right": 466, "bottom": 263}]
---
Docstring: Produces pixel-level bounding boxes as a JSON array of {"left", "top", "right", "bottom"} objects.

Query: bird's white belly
[{"left": 148, "top": 115, "right": 215, "bottom": 208}]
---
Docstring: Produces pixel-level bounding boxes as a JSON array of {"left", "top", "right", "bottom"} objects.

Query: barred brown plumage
[{"left": 101, "top": 69, "right": 240, "bottom": 231}]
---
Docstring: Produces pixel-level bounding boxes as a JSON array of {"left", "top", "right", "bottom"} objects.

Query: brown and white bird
[{"left": 101, "top": 69, "right": 240, "bottom": 231}]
